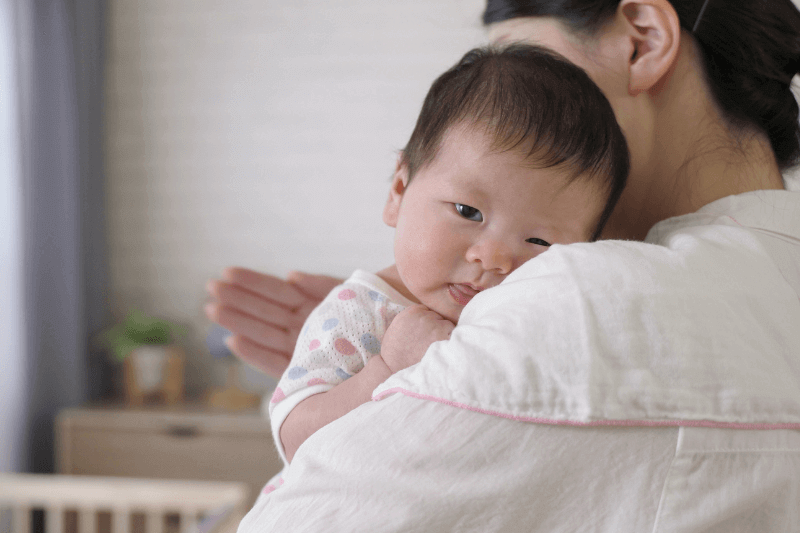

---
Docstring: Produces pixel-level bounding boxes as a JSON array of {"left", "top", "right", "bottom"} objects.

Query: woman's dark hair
[
  {"left": 403, "top": 44, "right": 629, "bottom": 241},
  {"left": 483, "top": 0, "right": 800, "bottom": 171}
]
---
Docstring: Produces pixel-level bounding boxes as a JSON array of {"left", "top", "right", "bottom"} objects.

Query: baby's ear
[{"left": 383, "top": 155, "right": 409, "bottom": 228}]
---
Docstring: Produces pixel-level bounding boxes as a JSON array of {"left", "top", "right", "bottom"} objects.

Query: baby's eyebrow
[{"left": 438, "top": 180, "right": 485, "bottom": 200}]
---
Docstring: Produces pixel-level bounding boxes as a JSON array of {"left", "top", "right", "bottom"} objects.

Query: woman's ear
[
  {"left": 619, "top": 0, "right": 681, "bottom": 95},
  {"left": 383, "top": 155, "right": 409, "bottom": 228}
]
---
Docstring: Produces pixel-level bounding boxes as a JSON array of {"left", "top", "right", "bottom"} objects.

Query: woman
[{"left": 208, "top": 0, "right": 800, "bottom": 530}]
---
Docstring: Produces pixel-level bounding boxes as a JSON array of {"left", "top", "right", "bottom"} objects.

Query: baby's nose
[{"left": 466, "top": 237, "right": 514, "bottom": 275}]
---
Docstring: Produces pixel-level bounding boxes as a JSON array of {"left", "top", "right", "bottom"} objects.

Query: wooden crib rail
[{"left": 0, "top": 474, "right": 248, "bottom": 533}]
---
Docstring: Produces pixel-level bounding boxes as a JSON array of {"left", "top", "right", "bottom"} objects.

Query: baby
[{"left": 267, "top": 44, "right": 629, "bottom": 476}]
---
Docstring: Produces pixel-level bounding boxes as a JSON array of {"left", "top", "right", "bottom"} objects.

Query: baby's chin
[{"left": 404, "top": 282, "right": 464, "bottom": 324}]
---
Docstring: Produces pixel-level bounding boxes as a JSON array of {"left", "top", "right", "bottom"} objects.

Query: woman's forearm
[{"left": 280, "top": 355, "right": 393, "bottom": 463}]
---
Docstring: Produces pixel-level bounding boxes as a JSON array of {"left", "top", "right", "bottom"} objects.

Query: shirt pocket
[{"left": 652, "top": 427, "right": 800, "bottom": 532}]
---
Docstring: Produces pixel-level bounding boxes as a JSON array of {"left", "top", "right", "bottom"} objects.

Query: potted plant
[{"left": 98, "top": 310, "right": 189, "bottom": 406}]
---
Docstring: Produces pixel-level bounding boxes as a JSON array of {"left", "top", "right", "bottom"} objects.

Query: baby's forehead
[
  {"left": 444, "top": 120, "right": 566, "bottom": 163},
  {"left": 433, "top": 125, "right": 594, "bottom": 189},
  {"left": 431, "top": 122, "right": 574, "bottom": 181}
]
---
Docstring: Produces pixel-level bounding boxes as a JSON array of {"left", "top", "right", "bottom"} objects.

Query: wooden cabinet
[{"left": 56, "top": 405, "right": 282, "bottom": 505}]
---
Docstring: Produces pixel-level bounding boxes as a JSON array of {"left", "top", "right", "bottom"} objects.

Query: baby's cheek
[
  {"left": 395, "top": 252, "right": 436, "bottom": 295},
  {"left": 513, "top": 253, "right": 541, "bottom": 273}
]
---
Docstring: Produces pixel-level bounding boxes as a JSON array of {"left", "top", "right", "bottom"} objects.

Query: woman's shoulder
[
  {"left": 516, "top": 189, "right": 800, "bottom": 293},
  {"left": 645, "top": 189, "right": 800, "bottom": 245},
  {"left": 463, "top": 189, "right": 800, "bottom": 349},
  {"left": 378, "top": 190, "right": 800, "bottom": 430}
]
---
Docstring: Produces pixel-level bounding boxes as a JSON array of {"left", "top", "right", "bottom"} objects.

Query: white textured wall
[{"left": 105, "top": 0, "right": 486, "bottom": 392}]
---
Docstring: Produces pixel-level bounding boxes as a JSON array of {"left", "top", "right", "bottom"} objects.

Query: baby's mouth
[{"left": 448, "top": 283, "right": 481, "bottom": 306}]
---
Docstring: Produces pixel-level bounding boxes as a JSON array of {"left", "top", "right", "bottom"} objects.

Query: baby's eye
[
  {"left": 455, "top": 203, "right": 483, "bottom": 222},
  {"left": 526, "top": 237, "right": 551, "bottom": 247}
]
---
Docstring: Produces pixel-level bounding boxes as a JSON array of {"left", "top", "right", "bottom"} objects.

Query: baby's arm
[
  {"left": 279, "top": 304, "right": 454, "bottom": 462},
  {"left": 280, "top": 356, "right": 392, "bottom": 462}
]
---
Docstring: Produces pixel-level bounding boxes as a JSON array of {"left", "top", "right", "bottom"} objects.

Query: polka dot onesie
[{"left": 268, "top": 269, "right": 415, "bottom": 465}]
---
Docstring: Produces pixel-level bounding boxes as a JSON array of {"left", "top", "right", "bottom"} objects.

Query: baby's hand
[{"left": 380, "top": 305, "right": 455, "bottom": 373}]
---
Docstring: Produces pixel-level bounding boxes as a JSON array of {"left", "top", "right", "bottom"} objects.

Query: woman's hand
[
  {"left": 205, "top": 268, "right": 342, "bottom": 378},
  {"left": 380, "top": 305, "right": 455, "bottom": 373}
]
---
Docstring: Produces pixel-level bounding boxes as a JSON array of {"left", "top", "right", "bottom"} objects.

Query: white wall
[
  {"left": 104, "top": 0, "right": 486, "bottom": 391},
  {"left": 0, "top": 0, "right": 26, "bottom": 473}
]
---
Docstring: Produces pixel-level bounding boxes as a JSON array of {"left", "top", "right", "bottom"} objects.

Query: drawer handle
[{"left": 165, "top": 425, "right": 200, "bottom": 438}]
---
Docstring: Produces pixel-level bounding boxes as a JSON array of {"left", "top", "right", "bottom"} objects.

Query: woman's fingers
[
  {"left": 204, "top": 302, "right": 296, "bottom": 357},
  {"left": 209, "top": 268, "right": 342, "bottom": 333},
  {"left": 287, "top": 271, "right": 344, "bottom": 300},
  {"left": 221, "top": 267, "right": 310, "bottom": 310},
  {"left": 206, "top": 278, "right": 293, "bottom": 330},
  {"left": 205, "top": 268, "right": 343, "bottom": 379},
  {"left": 225, "top": 334, "right": 291, "bottom": 380}
]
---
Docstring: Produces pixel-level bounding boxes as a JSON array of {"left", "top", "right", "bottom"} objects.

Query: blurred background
[
  {"left": 1, "top": 0, "right": 485, "bottom": 481},
  {"left": 1, "top": 0, "right": 799, "bottom": 491}
]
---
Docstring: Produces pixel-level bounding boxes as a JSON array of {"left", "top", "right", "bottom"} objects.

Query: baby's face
[{"left": 384, "top": 123, "right": 605, "bottom": 323}]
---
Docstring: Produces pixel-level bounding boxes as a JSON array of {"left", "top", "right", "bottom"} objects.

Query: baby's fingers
[{"left": 433, "top": 319, "right": 455, "bottom": 340}]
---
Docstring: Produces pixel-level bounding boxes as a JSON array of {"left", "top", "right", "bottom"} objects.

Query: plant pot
[
  {"left": 123, "top": 345, "right": 185, "bottom": 406},
  {"left": 133, "top": 345, "right": 168, "bottom": 392}
]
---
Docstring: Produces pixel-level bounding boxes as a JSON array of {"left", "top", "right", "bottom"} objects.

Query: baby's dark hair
[{"left": 401, "top": 45, "right": 629, "bottom": 241}]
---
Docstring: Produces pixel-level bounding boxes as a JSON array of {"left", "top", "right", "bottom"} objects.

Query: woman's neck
[{"left": 602, "top": 40, "right": 785, "bottom": 241}]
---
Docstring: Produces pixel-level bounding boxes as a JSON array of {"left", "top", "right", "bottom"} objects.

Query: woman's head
[
  {"left": 483, "top": 0, "right": 800, "bottom": 239},
  {"left": 483, "top": 0, "right": 800, "bottom": 170}
]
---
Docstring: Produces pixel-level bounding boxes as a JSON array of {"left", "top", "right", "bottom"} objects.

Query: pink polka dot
[
  {"left": 278, "top": 477, "right": 285, "bottom": 485},
  {"left": 338, "top": 289, "right": 357, "bottom": 300},
  {"left": 334, "top": 338, "right": 357, "bottom": 355},
  {"left": 263, "top": 484, "right": 276, "bottom": 494},
  {"left": 270, "top": 387, "right": 285, "bottom": 404},
  {"left": 308, "top": 339, "right": 321, "bottom": 351},
  {"left": 307, "top": 378, "right": 327, "bottom": 386}
]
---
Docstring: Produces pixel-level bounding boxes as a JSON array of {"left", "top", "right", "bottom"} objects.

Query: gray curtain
[{"left": 15, "top": 0, "right": 109, "bottom": 474}]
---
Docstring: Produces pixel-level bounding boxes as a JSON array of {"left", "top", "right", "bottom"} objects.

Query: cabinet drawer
[{"left": 57, "top": 407, "right": 282, "bottom": 503}]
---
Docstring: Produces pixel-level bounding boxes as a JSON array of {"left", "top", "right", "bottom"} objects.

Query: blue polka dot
[
  {"left": 322, "top": 318, "right": 339, "bottom": 331},
  {"left": 368, "top": 291, "right": 385, "bottom": 302},
  {"left": 360, "top": 333, "right": 381, "bottom": 354},
  {"left": 336, "top": 368, "right": 352, "bottom": 381},
  {"left": 287, "top": 367, "right": 308, "bottom": 380}
]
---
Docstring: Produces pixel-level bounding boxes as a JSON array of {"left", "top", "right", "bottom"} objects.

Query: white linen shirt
[{"left": 240, "top": 190, "right": 800, "bottom": 532}]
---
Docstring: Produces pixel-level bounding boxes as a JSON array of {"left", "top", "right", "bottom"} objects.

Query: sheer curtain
[
  {"left": 0, "top": 0, "right": 26, "bottom": 474},
  {"left": 0, "top": 0, "right": 108, "bottom": 474}
]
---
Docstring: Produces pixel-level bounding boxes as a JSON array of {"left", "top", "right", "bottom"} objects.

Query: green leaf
[{"left": 96, "top": 309, "right": 189, "bottom": 363}]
